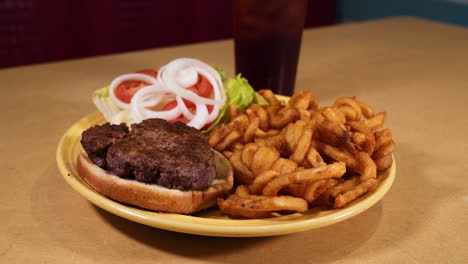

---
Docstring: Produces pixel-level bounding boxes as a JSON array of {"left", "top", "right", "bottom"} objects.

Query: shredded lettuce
[
  {"left": 202, "top": 74, "right": 256, "bottom": 133},
  {"left": 92, "top": 87, "right": 120, "bottom": 121},
  {"left": 92, "top": 66, "right": 256, "bottom": 132},
  {"left": 211, "top": 65, "right": 227, "bottom": 83},
  {"left": 225, "top": 74, "right": 257, "bottom": 110}
]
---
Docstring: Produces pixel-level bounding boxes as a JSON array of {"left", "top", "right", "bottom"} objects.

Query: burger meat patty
[
  {"left": 80, "top": 123, "right": 129, "bottom": 168},
  {"left": 80, "top": 118, "right": 216, "bottom": 191}
]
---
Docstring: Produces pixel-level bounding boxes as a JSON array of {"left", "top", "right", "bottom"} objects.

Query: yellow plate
[{"left": 57, "top": 112, "right": 395, "bottom": 237}]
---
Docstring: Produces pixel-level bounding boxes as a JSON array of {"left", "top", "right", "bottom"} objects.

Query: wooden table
[{"left": 1, "top": 17, "right": 467, "bottom": 263}]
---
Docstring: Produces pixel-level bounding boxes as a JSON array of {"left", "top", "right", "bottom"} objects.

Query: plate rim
[{"left": 56, "top": 111, "right": 395, "bottom": 237}]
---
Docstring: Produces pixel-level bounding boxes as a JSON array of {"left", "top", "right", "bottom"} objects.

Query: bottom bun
[{"left": 76, "top": 150, "right": 233, "bottom": 214}]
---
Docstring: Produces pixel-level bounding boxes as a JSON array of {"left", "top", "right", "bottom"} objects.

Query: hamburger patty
[
  {"left": 81, "top": 118, "right": 216, "bottom": 191},
  {"left": 80, "top": 123, "right": 129, "bottom": 168}
]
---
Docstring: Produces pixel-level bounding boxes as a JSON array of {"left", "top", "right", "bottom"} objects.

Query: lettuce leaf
[
  {"left": 211, "top": 65, "right": 227, "bottom": 82},
  {"left": 202, "top": 74, "right": 256, "bottom": 133},
  {"left": 225, "top": 74, "right": 257, "bottom": 110},
  {"left": 92, "top": 87, "right": 121, "bottom": 121},
  {"left": 92, "top": 66, "right": 256, "bottom": 132}
]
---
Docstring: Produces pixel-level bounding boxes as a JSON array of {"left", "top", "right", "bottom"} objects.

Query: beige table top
[{"left": 1, "top": 17, "right": 467, "bottom": 263}]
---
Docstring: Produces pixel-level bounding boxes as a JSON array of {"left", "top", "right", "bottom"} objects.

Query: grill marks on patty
[{"left": 80, "top": 119, "right": 216, "bottom": 191}]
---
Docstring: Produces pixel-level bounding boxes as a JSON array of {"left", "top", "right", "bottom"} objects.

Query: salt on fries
[{"left": 208, "top": 89, "right": 395, "bottom": 218}]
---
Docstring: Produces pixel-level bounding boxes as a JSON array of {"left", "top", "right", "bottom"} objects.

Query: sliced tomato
[
  {"left": 115, "top": 69, "right": 158, "bottom": 104},
  {"left": 193, "top": 74, "right": 213, "bottom": 97},
  {"left": 201, "top": 122, "right": 213, "bottom": 131},
  {"left": 161, "top": 100, "right": 178, "bottom": 111},
  {"left": 115, "top": 81, "right": 148, "bottom": 104},
  {"left": 162, "top": 99, "right": 197, "bottom": 123},
  {"left": 136, "top": 69, "right": 158, "bottom": 78},
  {"left": 170, "top": 115, "right": 190, "bottom": 123},
  {"left": 162, "top": 99, "right": 195, "bottom": 111}
]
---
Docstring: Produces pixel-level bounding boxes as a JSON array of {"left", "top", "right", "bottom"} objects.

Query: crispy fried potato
[
  {"left": 208, "top": 89, "right": 395, "bottom": 218},
  {"left": 267, "top": 106, "right": 299, "bottom": 129},
  {"left": 258, "top": 89, "right": 282, "bottom": 107},
  {"left": 209, "top": 114, "right": 249, "bottom": 148},
  {"left": 321, "top": 106, "right": 347, "bottom": 125},
  {"left": 334, "top": 178, "right": 377, "bottom": 208},
  {"left": 214, "top": 130, "right": 242, "bottom": 151},
  {"left": 271, "top": 158, "right": 299, "bottom": 174},
  {"left": 230, "top": 148, "right": 255, "bottom": 185},
  {"left": 262, "top": 162, "right": 346, "bottom": 196},
  {"left": 289, "top": 126, "right": 313, "bottom": 165},
  {"left": 251, "top": 146, "right": 281, "bottom": 176},
  {"left": 254, "top": 132, "right": 285, "bottom": 151},
  {"left": 316, "top": 119, "right": 357, "bottom": 154},
  {"left": 333, "top": 97, "right": 362, "bottom": 121},
  {"left": 218, "top": 186, "right": 308, "bottom": 216},
  {"left": 355, "top": 99, "right": 374, "bottom": 118},
  {"left": 373, "top": 129, "right": 395, "bottom": 159},
  {"left": 248, "top": 104, "right": 269, "bottom": 131},
  {"left": 284, "top": 120, "right": 309, "bottom": 155},
  {"left": 234, "top": 184, "right": 251, "bottom": 197},
  {"left": 356, "top": 151, "right": 377, "bottom": 181},
  {"left": 228, "top": 104, "right": 241, "bottom": 122},
  {"left": 248, "top": 170, "right": 280, "bottom": 194},
  {"left": 313, "top": 141, "right": 359, "bottom": 171},
  {"left": 352, "top": 132, "right": 367, "bottom": 146},
  {"left": 348, "top": 112, "right": 386, "bottom": 132},
  {"left": 244, "top": 109, "right": 260, "bottom": 143},
  {"left": 217, "top": 197, "right": 272, "bottom": 218},
  {"left": 373, "top": 128, "right": 395, "bottom": 171},
  {"left": 305, "top": 146, "right": 326, "bottom": 168},
  {"left": 302, "top": 178, "right": 339, "bottom": 203},
  {"left": 326, "top": 177, "right": 360, "bottom": 197},
  {"left": 375, "top": 154, "right": 394, "bottom": 171},
  {"left": 347, "top": 121, "right": 376, "bottom": 154},
  {"left": 288, "top": 90, "right": 317, "bottom": 111},
  {"left": 241, "top": 143, "right": 260, "bottom": 169}
]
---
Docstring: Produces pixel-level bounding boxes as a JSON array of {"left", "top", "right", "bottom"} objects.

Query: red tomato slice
[
  {"left": 162, "top": 99, "right": 195, "bottom": 111},
  {"left": 170, "top": 115, "right": 190, "bottom": 123},
  {"left": 115, "top": 81, "right": 148, "bottom": 104},
  {"left": 162, "top": 99, "right": 197, "bottom": 124},
  {"left": 161, "top": 100, "right": 178, "bottom": 111},
  {"left": 115, "top": 69, "right": 158, "bottom": 104},
  {"left": 201, "top": 122, "right": 213, "bottom": 131},
  {"left": 193, "top": 75, "right": 213, "bottom": 97},
  {"left": 136, "top": 69, "right": 158, "bottom": 78}
]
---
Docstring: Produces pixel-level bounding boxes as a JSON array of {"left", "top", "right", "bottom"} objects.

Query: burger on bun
[{"left": 77, "top": 118, "right": 233, "bottom": 214}]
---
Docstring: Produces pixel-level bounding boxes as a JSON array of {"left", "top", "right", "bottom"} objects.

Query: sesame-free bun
[{"left": 76, "top": 150, "right": 233, "bottom": 214}]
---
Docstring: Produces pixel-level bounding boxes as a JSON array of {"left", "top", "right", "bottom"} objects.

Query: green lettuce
[
  {"left": 211, "top": 65, "right": 227, "bottom": 83},
  {"left": 92, "top": 86, "right": 120, "bottom": 121},
  {"left": 225, "top": 74, "right": 257, "bottom": 110},
  {"left": 202, "top": 74, "right": 256, "bottom": 133},
  {"left": 92, "top": 66, "right": 256, "bottom": 132}
]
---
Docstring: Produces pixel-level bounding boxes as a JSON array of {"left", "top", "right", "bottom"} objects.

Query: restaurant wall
[
  {"left": 0, "top": 0, "right": 336, "bottom": 69},
  {"left": 338, "top": 0, "right": 468, "bottom": 27}
]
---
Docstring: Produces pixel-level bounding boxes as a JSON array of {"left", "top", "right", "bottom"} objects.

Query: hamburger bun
[{"left": 76, "top": 150, "right": 233, "bottom": 214}]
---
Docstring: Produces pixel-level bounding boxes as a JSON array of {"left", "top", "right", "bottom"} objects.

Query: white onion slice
[
  {"left": 103, "top": 58, "right": 226, "bottom": 130},
  {"left": 176, "top": 68, "right": 199, "bottom": 87},
  {"left": 130, "top": 84, "right": 182, "bottom": 123},
  {"left": 187, "top": 103, "right": 209, "bottom": 129},
  {"left": 109, "top": 73, "right": 158, "bottom": 109},
  {"left": 176, "top": 96, "right": 194, "bottom": 120},
  {"left": 158, "top": 58, "right": 224, "bottom": 105},
  {"left": 157, "top": 58, "right": 226, "bottom": 127}
]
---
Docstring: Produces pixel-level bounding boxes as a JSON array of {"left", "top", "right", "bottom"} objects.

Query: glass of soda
[{"left": 232, "top": 0, "right": 308, "bottom": 96}]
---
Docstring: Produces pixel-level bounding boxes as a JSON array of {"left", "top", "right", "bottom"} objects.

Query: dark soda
[{"left": 233, "top": 0, "right": 308, "bottom": 96}]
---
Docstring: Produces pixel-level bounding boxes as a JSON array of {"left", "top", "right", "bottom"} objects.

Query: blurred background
[{"left": 1, "top": 0, "right": 467, "bottom": 69}]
